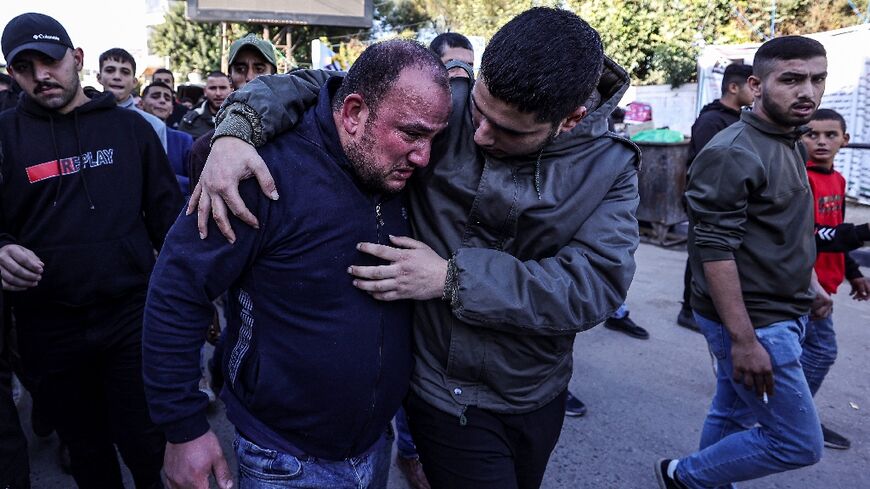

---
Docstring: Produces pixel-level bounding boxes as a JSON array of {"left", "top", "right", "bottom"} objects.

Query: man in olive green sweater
[{"left": 656, "top": 35, "right": 832, "bottom": 489}]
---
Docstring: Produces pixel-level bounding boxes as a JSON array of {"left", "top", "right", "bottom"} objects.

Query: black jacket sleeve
[
  {"left": 688, "top": 115, "right": 727, "bottom": 165},
  {"left": 815, "top": 223, "right": 870, "bottom": 253},
  {"left": 845, "top": 252, "right": 863, "bottom": 280}
]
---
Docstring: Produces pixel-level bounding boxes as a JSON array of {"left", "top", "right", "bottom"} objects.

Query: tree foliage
[
  {"left": 149, "top": 2, "right": 226, "bottom": 77},
  {"left": 150, "top": 2, "right": 363, "bottom": 79},
  {"left": 153, "top": 0, "right": 867, "bottom": 85}
]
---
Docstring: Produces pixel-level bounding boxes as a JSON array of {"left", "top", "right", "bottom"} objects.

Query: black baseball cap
[{"left": 2, "top": 13, "right": 74, "bottom": 65}]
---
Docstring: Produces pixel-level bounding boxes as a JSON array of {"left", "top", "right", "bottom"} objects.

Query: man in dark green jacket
[
  {"left": 656, "top": 36, "right": 831, "bottom": 489},
  {"left": 191, "top": 8, "right": 640, "bottom": 488}
]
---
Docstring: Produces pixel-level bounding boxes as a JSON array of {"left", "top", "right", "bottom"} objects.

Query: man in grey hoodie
[{"left": 189, "top": 8, "right": 639, "bottom": 489}]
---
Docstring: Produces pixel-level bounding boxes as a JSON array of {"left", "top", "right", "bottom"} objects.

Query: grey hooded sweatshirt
[{"left": 211, "top": 58, "right": 640, "bottom": 416}]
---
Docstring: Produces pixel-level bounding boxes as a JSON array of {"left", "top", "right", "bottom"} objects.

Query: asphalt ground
[{"left": 19, "top": 242, "right": 870, "bottom": 488}]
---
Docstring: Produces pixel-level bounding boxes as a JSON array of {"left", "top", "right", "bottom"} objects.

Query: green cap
[{"left": 228, "top": 34, "right": 277, "bottom": 71}]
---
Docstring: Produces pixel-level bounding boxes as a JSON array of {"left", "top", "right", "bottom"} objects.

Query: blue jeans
[
  {"left": 675, "top": 314, "right": 823, "bottom": 489},
  {"left": 800, "top": 314, "right": 836, "bottom": 396},
  {"left": 394, "top": 406, "right": 418, "bottom": 459},
  {"left": 234, "top": 431, "right": 392, "bottom": 489}
]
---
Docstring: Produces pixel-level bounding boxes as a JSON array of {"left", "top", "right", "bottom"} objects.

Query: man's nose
[
  {"left": 33, "top": 61, "right": 52, "bottom": 81},
  {"left": 473, "top": 119, "right": 495, "bottom": 147},
  {"left": 408, "top": 142, "right": 431, "bottom": 168}
]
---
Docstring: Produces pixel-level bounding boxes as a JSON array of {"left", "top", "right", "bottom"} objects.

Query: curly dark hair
[{"left": 479, "top": 7, "right": 604, "bottom": 124}]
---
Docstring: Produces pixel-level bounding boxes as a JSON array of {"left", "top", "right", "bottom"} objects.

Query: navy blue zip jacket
[
  {"left": 0, "top": 91, "right": 182, "bottom": 311},
  {"left": 143, "top": 78, "right": 413, "bottom": 460}
]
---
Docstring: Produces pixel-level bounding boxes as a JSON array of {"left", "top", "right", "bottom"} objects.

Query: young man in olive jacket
[
  {"left": 190, "top": 8, "right": 640, "bottom": 489},
  {"left": 656, "top": 36, "right": 831, "bottom": 489}
]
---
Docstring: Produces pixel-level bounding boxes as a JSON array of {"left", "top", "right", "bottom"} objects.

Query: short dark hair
[
  {"left": 753, "top": 36, "right": 826, "bottom": 80},
  {"left": 154, "top": 68, "right": 174, "bottom": 82},
  {"left": 142, "top": 81, "right": 172, "bottom": 97},
  {"left": 332, "top": 39, "right": 448, "bottom": 115},
  {"left": 429, "top": 32, "right": 473, "bottom": 57},
  {"left": 480, "top": 7, "right": 603, "bottom": 124},
  {"left": 99, "top": 48, "right": 136, "bottom": 72},
  {"left": 810, "top": 108, "right": 847, "bottom": 133},
  {"left": 206, "top": 71, "right": 230, "bottom": 82},
  {"left": 721, "top": 63, "right": 753, "bottom": 94}
]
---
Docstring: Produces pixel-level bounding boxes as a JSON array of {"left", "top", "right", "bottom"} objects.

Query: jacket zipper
[{"left": 350, "top": 198, "right": 387, "bottom": 456}]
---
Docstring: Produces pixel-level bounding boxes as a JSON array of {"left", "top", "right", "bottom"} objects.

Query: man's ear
[
  {"left": 73, "top": 48, "right": 84, "bottom": 72},
  {"left": 340, "top": 93, "right": 369, "bottom": 136},
  {"left": 747, "top": 75, "right": 762, "bottom": 100},
  {"left": 843, "top": 132, "right": 850, "bottom": 146},
  {"left": 726, "top": 81, "right": 739, "bottom": 95},
  {"left": 557, "top": 105, "right": 588, "bottom": 135}
]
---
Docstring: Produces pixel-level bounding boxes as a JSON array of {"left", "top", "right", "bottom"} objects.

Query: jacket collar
[
  {"left": 312, "top": 77, "right": 348, "bottom": 168},
  {"left": 806, "top": 161, "right": 835, "bottom": 174},
  {"left": 741, "top": 111, "right": 807, "bottom": 142},
  {"left": 118, "top": 95, "right": 135, "bottom": 109}
]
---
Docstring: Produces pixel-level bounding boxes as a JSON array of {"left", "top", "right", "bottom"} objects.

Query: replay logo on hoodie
[{"left": 25, "top": 148, "right": 114, "bottom": 184}]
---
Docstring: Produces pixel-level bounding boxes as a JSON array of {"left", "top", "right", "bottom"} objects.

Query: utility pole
[{"left": 770, "top": 0, "right": 776, "bottom": 38}]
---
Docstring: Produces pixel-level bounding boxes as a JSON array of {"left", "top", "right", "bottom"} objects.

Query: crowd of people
[{"left": 0, "top": 6, "right": 867, "bottom": 489}]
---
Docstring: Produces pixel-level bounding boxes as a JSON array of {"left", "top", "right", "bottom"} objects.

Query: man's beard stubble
[
  {"left": 32, "top": 77, "right": 80, "bottom": 111},
  {"left": 761, "top": 94, "right": 814, "bottom": 128},
  {"left": 345, "top": 121, "right": 405, "bottom": 195}
]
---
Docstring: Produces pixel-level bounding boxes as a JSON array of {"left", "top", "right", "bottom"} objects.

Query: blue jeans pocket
[
  {"left": 755, "top": 319, "right": 804, "bottom": 368},
  {"left": 234, "top": 434, "right": 303, "bottom": 482}
]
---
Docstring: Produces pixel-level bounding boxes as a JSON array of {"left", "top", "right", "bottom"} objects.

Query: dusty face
[
  {"left": 230, "top": 49, "right": 274, "bottom": 90},
  {"left": 9, "top": 48, "right": 82, "bottom": 112},
  {"left": 750, "top": 56, "right": 827, "bottom": 129},
  {"left": 343, "top": 67, "right": 451, "bottom": 194},
  {"left": 470, "top": 78, "right": 558, "bottom": 158},
  {"left": 204, "top": 75, "right": 232, "bottom": 113},
  {"left": 153, "top": 72, "right": 174, "bottom": 88},
  {"left": 802, "top": 119, "right": 848, "bottom": 165},
  {"left": 98, "top": 58, "right": 136, "bottom": 103},
  {"left": 140, "top": 85, "right": 173, "bottom": 121}
]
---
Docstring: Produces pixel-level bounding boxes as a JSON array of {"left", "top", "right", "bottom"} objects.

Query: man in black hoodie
[
  {"left": 0, "top": 13, "right": 182, "bottom": 489},
  {"left": 678, "top": 63, "right": 754, "bottom": 332}
]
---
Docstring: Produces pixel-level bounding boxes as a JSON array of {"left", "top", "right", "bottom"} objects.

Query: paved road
[{"left": 20, "top": 243, "right": 870, "bottom": 488}]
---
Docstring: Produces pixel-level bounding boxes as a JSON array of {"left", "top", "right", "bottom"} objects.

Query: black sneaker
[
  {"left": 564, "top": 391, "right": 587, "bottom": 417},
  {"left": 655, "top": 459, "right": 688, "bottom": 489},
  {"left": 604, "top": 314, "right": 650, "bottom": 339},
  {"left": 822, "top": 424, "right": 851, "bottom": 450},
  {"left": 676, "top": 308, "right": 701, "bottom": 333}
]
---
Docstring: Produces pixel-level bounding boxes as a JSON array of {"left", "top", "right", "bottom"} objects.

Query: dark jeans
[
  {"left": 405, "top": 390, "right": 566, "bottom": 489},
  {"left": 0, "top": 353, "right": 29, "bottom": 488},
  {"left": 15, "top": 292, "right": 164, "bottom": 489}
]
